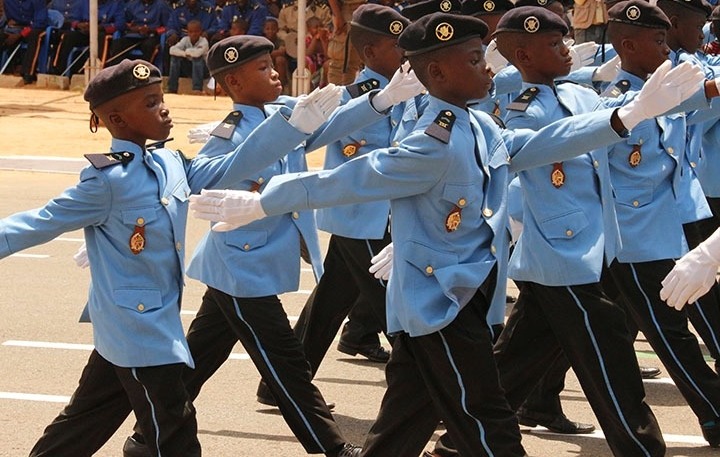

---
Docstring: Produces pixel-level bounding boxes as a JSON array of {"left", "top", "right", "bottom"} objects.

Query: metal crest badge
[
  {"left": 389, "top": 20, "right": 404, "bottom": 35},
  {"left": 224, "top": 46, "right": 239, "bottom": 63},
  {"left": 628, "top": 144, "right": 642, "bottom": 167},
  {"left": 436, "top": 23, "right": 454, "bottom": 41},
  {"left": 133, "top": 63, "right": 150, "bottom": 80},
  {"left": 445, "top": 206, "right": 462, "bottom": 232},
  {"left": 551, "top": 162, "right": 565, "bottom": 188},
  {"left": 524, "top": 16, "right": 540, "bottom": 33},
  {"left": 483, "top": 0, "right": 495, "bottom": 11}
]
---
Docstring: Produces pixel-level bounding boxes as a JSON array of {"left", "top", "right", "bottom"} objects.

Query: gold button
[
  {"left": 137, "top": 303, "right": 145, "bottom": 312},
  {"left": 566, "top": 229, "right": 573, "bottom": 237},
  {"left": 593, "top": 160, "right": 599, "bottom": 169},
  {"left": 632, "top": 200, "right": 639, "bottom": 207},
  {"left": 667, "top": 147, "right": 674, "bottom": 155},
  {"left": 458, "top": 198, "right": 467, "bottom": 207},
  {"left": 425, "top": 265, "right": 434, "bottom": 275},
  {"left": 360, "top": 139, "right": 367, "bottom": 145},
  {"left": 136, "top": 217, "right": 145, "bottom": 225},
  {"left": 161, "top": 197, "right": 170, "bottom": 205},
  {"left": 490, "top": 244, "right": 497, "bottom": 255},
  {"left": 243, "top": 243, "right": 250, "bottom": 251},
  {"left": 176, "top": 241, "right": 182, "bottom": 251},
  {"left": 483, "top": 208, "right": 493, "bottom": 217},
  {"left": 392, "top": 141, "right": 400, "bottom": 147},
  {"left": 292, "top": 212, "right": 299, "bottom": 219},
  {"left": 691, "top": 161, "right": 697, "bottom": 168},
  {"left": 257, "top": 177, "right": 265, "bottom": 184}
]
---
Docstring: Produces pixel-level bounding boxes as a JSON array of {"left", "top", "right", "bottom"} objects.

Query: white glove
[
  {"left": 485, "top": 39, "right": 508, "bottom": 75},
  {"left": 73, "top": 243, "right": 89, "bottom": 269},
  {"left": 617, "top": 60, "right": 705, "bottom": 130},
  {"left": 189, "top": 189, "right": 267, "bottom": 230},
  {"left": 660, "top": 229, "right": 720, "bottom": 310},
  {"left": 187, "top": 121, "right": 221, "bottom": 144},
  {"left": 368, "top": 243, "right": 393, "bottom": 280},
  {"left": 592, "top": 55, "right": 621, "bottom": 82},
  {"left": 288, "top": 83, "right": 344, "bottom": 134},
  {"left": 371, "top": 61, "right": 425, "bottom": 112},
  {"left": 569, "top": 41, "right": 598, "bottom": 73}
]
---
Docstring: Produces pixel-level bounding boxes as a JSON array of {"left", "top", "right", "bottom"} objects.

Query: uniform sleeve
[{"left": 0, "top": 169, "right": 111, "bottom": 258}]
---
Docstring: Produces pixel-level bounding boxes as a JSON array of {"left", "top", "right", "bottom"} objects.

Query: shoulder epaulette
[
  {"left": 147, "top": 138, "right": 174, "bottom": 151},
  {"left": 487, "top": 113, "right": 505, "bottom": 129},
  {"left": 600, "top": 80, "right": 631, "bottom": 98},
  {"left": 84, "top": 151, "right": 134, "bottom": 169},
  {"left": 211, "top": 111, "right": 243, "bottom": 139},
  {"left": 346, "top": 78, "right": 380, "bottom": 98},
  {"left": 424, "top": 110, "right": 455, "bottom": 143},
  {"left": 506, "top": 87, "right": 540, "bottom": 112}
]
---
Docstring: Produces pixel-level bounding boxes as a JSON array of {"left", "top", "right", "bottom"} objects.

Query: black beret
[
  {"left": 401, "top": 0, "right": 462, "bottom": 21},
  {"left": 494, "top": 5, "right": 569, "bottom": 35},
  {"left": 608, "top": 0, "right": 671, "bottom": 29},
  {"left": 84, "top": 59, "right": 162, "bottom": 111},
  {"left": 399, "top": 12, "right": 489, "bottom": 56},
  {"left": 206, "top": 35, "right": 275, "bottom": 77},
  {"left": 712, "top": 4, "right": 720, "bottom": 20},
  {"left": 461, "top": 0, "right": 514, "bottom": 16},
  {"left": 662, "top": 0, "right": 712, "bottom": 16},
  {"left": 514, "top": 0, "right": 559, "bottom": 8},
  {"left": 351, "top": 4, "right": 411, "bottom": 36}
]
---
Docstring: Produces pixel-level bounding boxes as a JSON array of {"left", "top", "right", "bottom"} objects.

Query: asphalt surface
[{"left": 1, "top": 87, "right": 720, "bottom": 456}]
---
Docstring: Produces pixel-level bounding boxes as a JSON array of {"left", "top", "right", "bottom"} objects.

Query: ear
[
  {"left": 107, "top": 112, "right": 125, "bottom": 128},
  {"left": 515, "top": 47, "right": 531, "bottom": 66},
  {"left": 669, "top": 15, "right": 680, "bottom": 30},
  {"left": 427, "top": 60, "right": 444, "bottom": 83},
  {"left": 223, "top": 72, "right": 242, "bottom": 92},
  {"left": 363, "top": 43, "right": 375, "bottom": 62},
  {"left": 620, "top": 37, "right": 636, "bottom": 53}
]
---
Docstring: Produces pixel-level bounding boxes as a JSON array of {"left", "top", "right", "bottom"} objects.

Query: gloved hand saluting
[
  {"left": 189, "top": 189, "right": 267, "bottom": 232},
  {"left": 617, "top": 60, "right": 704, "bottom": 130},
  {"left": 568, "top": 41, "right": 598, "bottom": 73},
  {"left": 485, "top": 39, "right": 508, "bottom": 75},
  {"left": 288, "top": 83, "right": 344, "bottom": 134},
  {"left": 369, "top": 243, "right": 393, "bottom": 280},
  {"left": 592, "top": 55, "right": 621, "bottom": 83},
  {"left": 371, "top": 61, "right": 425, "bottom": 112},
  {"left": 660, "top": 229, "right": 720, "bottom": 310}
]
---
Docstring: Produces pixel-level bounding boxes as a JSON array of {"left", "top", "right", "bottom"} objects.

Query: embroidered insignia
[
  {"left": 629, "top": 144, "right": 642, "bottom": 167},
  {"left": 211, "top": 111, "right": 243, "bottom": 139},
  {"left": 346, "top": 78, "right": 380, "bottom": 98},
  {"left": 342, "top": 142, "right": 360, "bottom": 157},
  {"left": 425, "top": 110, "right": 456, "bottom": 143},
  {"left": 84, "top": 152, "right": 134, "bottom": 169},
  {"left": 551, "top": 162, "right": 565, "bottom": 188},
  {"left": 445, "top": 206, "right": 462, "bottom": 232},
  {"left": 507, "top": 87, "right": 539, "bottom": 112},
  {"left": 130, "top": 226, "right": 145, "bottom": 255},
  {"left": 600, "top": 80, "right": 630, "bottom": 98}
]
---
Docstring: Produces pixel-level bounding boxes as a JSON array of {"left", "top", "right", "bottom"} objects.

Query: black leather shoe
[
  {"left": 517, "top": 410, "right": 596, "bottom": 434},
  {"left": 336, "top": 443, "right": 362, "bottom": 457},
  {"left": 256, "top": 382, "right": 335, "bottom": 410},
  {"left": 337, "top": 341, "right": 390, "bottom": 363},
  {"left": 123, "top": 436, "right": 152, "bottom": 457},
  {"left": 640, "top": 366, "right": 662, "bottom": 379},
  {"left": 703, "top": 421, "right": 720, "bottom": 447}
]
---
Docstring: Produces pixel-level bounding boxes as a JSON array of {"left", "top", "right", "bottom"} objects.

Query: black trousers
[
  {"left": 361, "top": 290, "right": 526, "bottom": 457},
  {"left": 340, "top": 293, "right": 384, "bottom": 347},
  {"left": 183, "top": 287, "right": 345, "bottom": 454},
  {"left": 608, "top": 260, "right": 720, "bottom": 423},
  {"left": 50, "top": 29, "right": 89, "bottom": 75},
  {"left": 30, "top": 350, "right": 200, "bottom": 457},
  {"left": 293, "top": 232, "right": 392, "bottom": 376}
]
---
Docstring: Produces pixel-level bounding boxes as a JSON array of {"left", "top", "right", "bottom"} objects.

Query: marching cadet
[
  {"left": 120, "top": 34, "right": 423, "bottom": 457},
  {"left": 188, "top": 11, "right": 701, "bottom": 455},
  {"left": 601, "top": 0, "right": 720, "bottom": 447},
  {"left": 2, "top": 57, "right": 346, "bottom": 457}
]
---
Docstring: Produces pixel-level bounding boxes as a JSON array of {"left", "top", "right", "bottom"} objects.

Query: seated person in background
[
  {"left": 167, "top": 19, "right": 209, "bottom": 93},
  {"left": 305, "top": 15, "right": 329, "bottom": 88},
  {"left": 263, "top": 17, "right": 290, "bottom": 91},
  {"left": 703, "top": 5, "right": 720, "bottom": 55},
  {"left": 48, "top": 0, "right": 88, "bottom": 76},
  {"left": 0, "top": 0, "right": 48, "bottom": 84},
  {"left": 113, "top": 0, "right": 171, "bottom": 66}
]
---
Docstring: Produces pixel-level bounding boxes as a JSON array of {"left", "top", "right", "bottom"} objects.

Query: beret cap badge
[
  {"left": 224, "top": 47, "right": 239, "bottom": 63},
  {"left": 440, "top": 0, "right": 453, "bottom": 11},
  {"left": 483, "top": 0, "right": 496, "bottom": 11},
  {"left": 132, "top": 63, "right": 150, "bottom": 80},
  {"left": 435, "top": 22, "right": 455, "bottom": 40},
  {"left": 523, "top": 16, "right": 539, "bottom": 32},
  {"left": 389, "top": 20, "right": 404, "bottom": 34},
  {"left": 626, "top": 5, "right": 640, "bottom": 20}
]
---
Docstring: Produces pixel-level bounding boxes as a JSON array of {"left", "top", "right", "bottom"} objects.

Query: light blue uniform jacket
[
  {"left": 0, "top": 112, "right": 309, "bottom": 367},
  {"left": 505, "top": 82, "right": 620, "bottom": 286},
  {"left": 254, "top": 96, "right": 625, "bottom": 336},
  {"left": 186, "top": 93, "right": 387, "bottom": 297},
  {"left": 315, "top": 67, "right": 420, "bottom": 240}
]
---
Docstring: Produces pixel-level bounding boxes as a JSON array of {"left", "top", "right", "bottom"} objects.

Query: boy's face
[
  {"left": 523, "top": 31, "right": 572, "bottom": 80},
  {"left": 670, "top": 10, "right": 707, "bottom": 53},
  {"left": 264, "top": 20, "right": 279, "bottom": 39},
  {"left": 370, "top": 36, "right": 404, "bottom": 79},
  {"left": 627, "top": 28, "right": 671, "bottom": 75},
  {"left": 106, "top": 84, "right": 172, "bottom": 143},
  {"left": 224, "top": 53, "right": 282, "bottom": 107},
  {"left": 440, "top": 37, "right": 493, "bottom": 105},
  {"left": 187, "top": 24, "right": 202, "bottom": 42}
]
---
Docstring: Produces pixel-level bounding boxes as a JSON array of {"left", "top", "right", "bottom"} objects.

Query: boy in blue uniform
[
  {"left": 189, "top": 12, "right": 701, "bottom": 456},
  {"left": 122, "top": 34, "right": 422, "bottom": 457},
  {"left": 0, "top": 57, "right": 340, "bottom": 456}
]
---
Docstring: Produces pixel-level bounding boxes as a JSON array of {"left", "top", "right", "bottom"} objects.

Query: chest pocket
[
  {"left": 539, "top": 210, "right": 588, "bottom": 240},
  {"left": 614, "top": 183, "right": 654, "bottom": 209},
  {"left": 170, "top": 180, "right": 191, "bottom": 202},
  {"left": 224, "top": 229, "right": 269, "bottom": 252},
  {"left": 442, "top": 183, "right": 483, "bottom": 224},
  {"left": 122, "top": 207, "right": 158, "bottom": 227},
  {"left": 114, "top": 288, "right": 163, "bottom": 313}
]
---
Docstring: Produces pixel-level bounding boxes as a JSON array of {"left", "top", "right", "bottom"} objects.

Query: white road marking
[
  {"left": 524, "top": 428, "right": 709, "bottom": 446},
  {"left": 0, "top": 392, "right": 71, "bottom": 403},
  {"left": 9, "top": 254, "right": 49, "bottom": 259}
]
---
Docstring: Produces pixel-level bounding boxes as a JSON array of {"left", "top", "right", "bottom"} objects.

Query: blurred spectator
[
  {"left": 47, "top": 0, "right": 88, "bottom": 76},
  {"left": 166, "top": 0, "right": 213, "bottom": 47},
  {"left": 704, "top": 5, "right": 720, "bottom": 55},
  {"left": 167, "top": 19, "right": 208, "bottom": 93},
  {"left": 112, "top": 0, "right": 171, "bottom": 66},
  {"left": 571, "top": 0, "right": 607, "bottom": 44},
  {"left": 305, "top": 15, "right": 328, "bottom": 88},
  {"left": 325, "top": 0, "right": 364, "bottom": 85},
  {"left": 0, "top": 0, "right": 48, "bottom": 83},
  {"left": 276, "top": 0, "right": 331, "bottom": 62},
  {"left": 262, "top": 16, "right": 290, "bottom": 90},
  {"left": 230, "top": 16, "right": 249, "bottom": 34},
  {"left": 218, "top": 0, "right": 268, "bottom": 38}
]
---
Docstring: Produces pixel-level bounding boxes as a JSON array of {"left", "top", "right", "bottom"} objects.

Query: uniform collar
[
  {"left": 359, "top": 67, "right": 390, "bottom": 88},
  {"left": 232, "top": 102, "right": 266, "bottom": 124},
  {"left": 427, "top": 95, "right": 470, "bottom": 124},
  {"left": 110, "top": 138, "right": 145, "bottom": 156},
  {"left": 613, "top": 69, "right": 646, "bottom": 91}
]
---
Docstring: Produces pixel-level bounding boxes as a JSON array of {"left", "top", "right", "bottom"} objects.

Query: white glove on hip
[
  {"left": 189, "top": 189, "right": 267, "bottom": 231},
  {"left": 660, "top": 229, "right": 720, "bottom": 310},
  {"left": 617, "top": 60, "right": 704, "bottom": 130},
  {"left": 485, "top": 39, "right": 509, "bottom": 76},
  {"left": 73, "top": 243, "right": 89, "bottom": 269},
  {"left": 592, "top": 55, "right": 621, "bottom": 83},
  {"left": 371, "top": 61, "right": 425, "bottom": 112},
  {"left": 288, "top": 83, "right": 344, "bottom": 134},
  {"left": 569, "top": 41, "right": 598, "bottom": 73},
  {"left": 187, "top": 121, "right": 221, "bottom": 144},
  {"left": 369, "top": 242, "right": 393, "bottom": 281}
]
